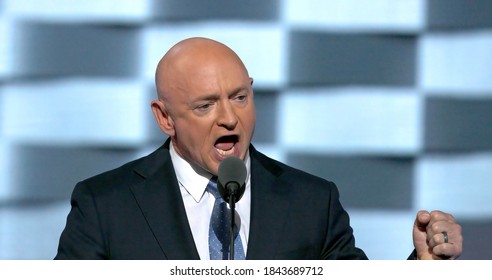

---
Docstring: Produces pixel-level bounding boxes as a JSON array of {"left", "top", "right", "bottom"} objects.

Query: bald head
[
  {"left": 150, "top": 37, "right": 256, "bottom": 175},
  {"left": 155, "top": 37, "right": 249, "bottom": 101}
]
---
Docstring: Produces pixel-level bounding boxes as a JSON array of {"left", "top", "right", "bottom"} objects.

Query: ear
[
  {"left": 249, "top": 78, "right": 254, "bottom": 98},
  {"left": 151, "top": 100, "right": 175, "bottom": 136}
]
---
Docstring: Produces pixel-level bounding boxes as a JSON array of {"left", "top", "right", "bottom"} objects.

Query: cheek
[{"left": 186, "top": 121, "right": 213, "bottom": 146}]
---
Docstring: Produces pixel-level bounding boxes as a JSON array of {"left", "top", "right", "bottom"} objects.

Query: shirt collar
[{"left": 169, "top": 140, "right": 251, "bottom": 203}]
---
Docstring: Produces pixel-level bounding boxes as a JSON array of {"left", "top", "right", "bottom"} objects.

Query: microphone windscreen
[{"left": 217, "top": 156, "right": 247, "bottom": 202}]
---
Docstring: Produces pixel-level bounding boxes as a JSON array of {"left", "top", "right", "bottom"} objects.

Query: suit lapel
[
  {"left": 246, "top": 147, "right": 293, "bottom": 259},
  {"left": 129, "top": 142, "right": 200, "bottom": 260}
]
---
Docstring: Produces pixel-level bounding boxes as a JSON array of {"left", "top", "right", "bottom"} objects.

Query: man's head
[{"left": 151, "top": 37, "right": 256, "bottom": 175}]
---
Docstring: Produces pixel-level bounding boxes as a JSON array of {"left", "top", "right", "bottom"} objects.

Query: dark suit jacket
[{"left": 55, "top": 139, "right": 367, "bottom": 260}]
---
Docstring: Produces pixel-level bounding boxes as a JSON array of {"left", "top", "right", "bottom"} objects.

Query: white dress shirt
[{"left": 169, "top": 142, "right": 251, "bottom": 260}]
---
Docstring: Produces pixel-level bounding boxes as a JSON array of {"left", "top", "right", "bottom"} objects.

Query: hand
[{"left": 412, "top": 210, "right": 463, "bottom": 260}]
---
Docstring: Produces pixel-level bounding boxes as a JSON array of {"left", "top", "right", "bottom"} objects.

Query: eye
[
  {"left": 194, "top": 102, "right": 214, "bottom": 113},
  {"left": 234, "top": 94, "right": 247, "bottom": 102},
  {"left": 236, "top": 95, "right": 246, "bottom": 101}
]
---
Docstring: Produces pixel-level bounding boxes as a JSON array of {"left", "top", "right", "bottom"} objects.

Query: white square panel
[
  {"left": 416, "top": 153, "right": 492, "bottom": 218},
  {"left": 349, "top": 210, "right": 415, "bottom": 259},
  {"left": 1, "top": 79, "right": 150, "bottom": 146},
  {"left": 0, "top": 201, "right": 70, "bottom": 259},
  {"left": 0, "top": 142, "right": 12, "bottom": 201},
  {"left": 284, "top": 0, "right": 425, "bottom": 32},
  {"left": 419, "top": 31, "right": 492, "bottom": 93},
  {"left": 279, "top": 87, "right": 422, "bottom": 154}
]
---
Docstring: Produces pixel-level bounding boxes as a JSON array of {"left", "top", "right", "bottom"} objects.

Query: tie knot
[{"left": 207, "top": 176, "right": 220, "bottom": 199}]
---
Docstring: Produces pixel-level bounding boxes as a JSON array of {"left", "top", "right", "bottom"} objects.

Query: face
[{"left": 152, "top": 44, "right": 256, "bottom": 175}]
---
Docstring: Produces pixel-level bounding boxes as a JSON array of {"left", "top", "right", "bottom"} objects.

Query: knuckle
[
  {"left": 430, "top": 210, "right": 440, "bottom": 217},
  {"left": 455, "top": 223, "right": 462, "bottom": 233},
  {"left": 431, "top": 223, "right": 441, "bottom": 233},
  {"left": 432, "top": 234, "right": 441, "bottom": 244}
]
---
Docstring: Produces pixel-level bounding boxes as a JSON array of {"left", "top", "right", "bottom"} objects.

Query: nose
[{"left": 216, "top": 101, "right": 238, "bottom": 129}]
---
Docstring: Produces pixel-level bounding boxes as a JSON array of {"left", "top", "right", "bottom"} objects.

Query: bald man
[{"left": 55, "top": 37, "right": 462, "bottom": 260}]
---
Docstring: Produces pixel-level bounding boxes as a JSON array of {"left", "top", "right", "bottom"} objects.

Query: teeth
[{"left": 217, "top": 146, "right": 235, "bottom": 155}]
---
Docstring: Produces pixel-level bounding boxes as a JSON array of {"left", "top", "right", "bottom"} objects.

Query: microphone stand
[
  {"left": 229, "top": 194, "right": 236, "bottom": 260},
  {"left": 225, "top": 182, "right": 242, "bottom": 260},
  {"left": 217, "top": 156, "right": 247, "bottom": 260}
]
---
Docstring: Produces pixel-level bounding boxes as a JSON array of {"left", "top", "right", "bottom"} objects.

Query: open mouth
[{"left": 214, "top": 135, "right": 239, "bottom": 156}]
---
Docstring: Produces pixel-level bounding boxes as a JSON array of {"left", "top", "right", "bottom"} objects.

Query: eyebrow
[
  {"left": 190, "top": 94, "right": 218, "bottom": 104},
  {"left": 190, "top": 86, "right": 249, "bottom": 103},
  {"left": 228, "top": 85, "right": 249, "bottom": 96}
]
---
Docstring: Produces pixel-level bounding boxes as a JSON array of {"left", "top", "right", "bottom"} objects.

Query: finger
[
  {"left": 429, "top": 210, "right": 456, "bottom": 224},
  {"left": 427, "top": 220, "right": 446, "bottom": 241},
  {"left": 428, "top": 222, "right": 463, "bottom": 260},
  {"left": 428, "top": 231, "right": 448, "bottom": 248},
  {"left": 433, "top": 242, "right": 462, "bottom": 260},
  {"left": 426, "top": 211, "right": 456, "bottom": 241},
  {"left": 414, "top": 210, "right": 430, "bottom": 230}
]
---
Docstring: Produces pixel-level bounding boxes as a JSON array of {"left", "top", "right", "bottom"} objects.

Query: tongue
[{"left": 215, "top": 142, "right": 234, "bottom": 151}]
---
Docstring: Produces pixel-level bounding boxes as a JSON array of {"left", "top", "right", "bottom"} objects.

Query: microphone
[
  {"left": 217, "top": 156, "right": 247, "bottom": 204},
  {"left": 216, "top": 156, "right": 247, "bottom": 260}
]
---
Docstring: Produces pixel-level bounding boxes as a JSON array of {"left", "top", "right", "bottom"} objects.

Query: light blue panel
[
  {"left": 419, "top": 31, "right": 492, "bottom": 93},
  {"left": 141, "top": 23, "right": 286, "bottom": 88},
  {"left": 0, "top": 18, "right": 13, "bottom": 78},
  {"left": 279, "top": 88, "right": 422, "bottom": 154},
  {"left": 284, "top": 0, "right": 425, "bottom": 32},
  {"left": 1, "top": 79, "right": 150, "bottom": 146},
  {"left": 349, "top": 210, "right": 415, "bottom": 260},
  {"left": 0, "top": 201, "right": 70, "bottom": 259},
  {"left": 416, "top": 153, "right": 492, "bottom": 218},
  {"left": 3, "top": 0, "right": 150, "bottom": 23},
  {"left": 249, "top": 143, "right": 286, "bottom": 163}
]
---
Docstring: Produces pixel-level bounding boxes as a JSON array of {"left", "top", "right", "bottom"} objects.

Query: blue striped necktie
[{"left": 207, "top": 177, "right": 245, "bottom": 260}]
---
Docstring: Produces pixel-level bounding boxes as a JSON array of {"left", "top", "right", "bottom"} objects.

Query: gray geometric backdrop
[{"left": 1, "top": 0, "right": 491, "bottom": 259}]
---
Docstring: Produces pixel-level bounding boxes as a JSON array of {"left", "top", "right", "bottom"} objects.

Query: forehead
[
  {"left": 157, "top": 40, "right": 250, "bottom": 101},
  {"left": 177, "top": 55, "right": 249, "bottom": 95}
]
